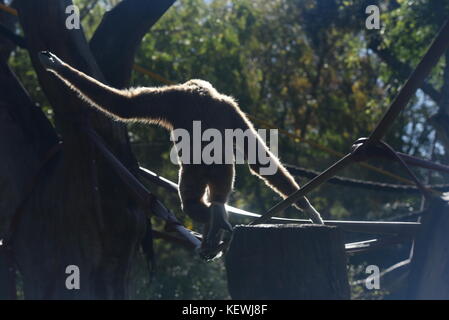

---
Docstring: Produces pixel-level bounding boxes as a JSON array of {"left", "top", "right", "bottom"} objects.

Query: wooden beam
[
  {"left": 225, "top": 224, "right": 350, "bottom": 299},
  {"left": 407, "top": 198, "right": 449, "bottom": 299}
]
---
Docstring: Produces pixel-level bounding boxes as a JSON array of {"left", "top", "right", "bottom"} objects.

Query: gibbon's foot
[
  {"left": 198, "top": 203, "right": 233, "bottom": 260},
  {"left": 305, "top": 205, "right": 324, "bottom": 225},
  {"left": 38, "top": 51, "right": 64, "bottom": 71}
]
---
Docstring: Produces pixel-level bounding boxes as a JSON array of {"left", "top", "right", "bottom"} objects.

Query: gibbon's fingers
[
  {"left": 38, "top": 51, "right": 65, "bottom": 71},
  {"left": 199, "top": 204, "right": 233, "bottom": 260}
]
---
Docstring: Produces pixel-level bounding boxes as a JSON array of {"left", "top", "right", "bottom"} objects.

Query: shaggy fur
[{"left": 38, "top": 51, "right": 323, "bottom": 229}]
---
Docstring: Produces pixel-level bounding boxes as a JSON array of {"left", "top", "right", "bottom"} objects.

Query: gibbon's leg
[
  {"left": 208, "top": 164, "right": 235, "bottom": 234},
  {"left": 200, "top": 164, "right": 234, "bottom": 259},
  {"left": 248, "top": 161, "right": 323, "bottom": 224},
  {"left": 245, "top": 136, "right": 324, "bottom": 224},
  {"left": 38, "top": 51, "right": 152, "bottom": 121},
  {"left": 208, "top": 164, "right": 234, "bottom": 205},
  {"left": 231, "top": 112, "right": 323, "bottom": 223},
  {"left": 178, "top": 165, "right": 210, "bottom": 224}
]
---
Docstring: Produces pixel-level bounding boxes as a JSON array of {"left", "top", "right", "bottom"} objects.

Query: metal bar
[
  {"left": 85, "top": 128, "right": 200, "bottom": 248},
  {"left": 173, "top": 225, "right": 201, "bottom": 248},
  {"left": 139, "top": 166, "right": 262, "bottom": 218},
  {"left": 379, "top": 141, "right": 431, "bottom": 197},
  {"left": 137, "top": 166, "right": 421, "bottom": 235},
  {"left": 232, "top": 213, "right": 421, "bottom": 235},
  {"left": 345, "top": 236, "right": 412, "bottom": 255},
  {"left": 139, "top": 166, "right": 178, "bottom": 192},
  {"left": 351, "top": 259, "right": 410, "bottom": 286},
  {"left": 369, "top": 19, "right": 449, "bottom": 142},
  {"left": 87, "top": 129, "right": 152, "bottom": 205},
  {"left": 294, "top": 220, "right": 419, "bottom": 236},
  {"left": 399, "top": 152, "right": 449, "bottom": 175},
  {"left": 251, "top": 153, "right": 354, "bottom": 225},
  {"left": 152, "top": 230, "right": 201, "bottom": 249}
]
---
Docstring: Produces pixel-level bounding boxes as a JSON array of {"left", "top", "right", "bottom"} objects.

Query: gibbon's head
[{"left": 38, "top": 51, "right": 65, "bottom": 72}]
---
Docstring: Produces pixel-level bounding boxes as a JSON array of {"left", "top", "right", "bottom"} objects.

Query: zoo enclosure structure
[{"left": 1, "top": 2, "right": 449, "bottom": 299}]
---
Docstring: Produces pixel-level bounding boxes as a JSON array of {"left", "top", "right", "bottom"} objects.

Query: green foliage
[
  {"left": 8, "top": 0, "right": 446, "bottom": 299},
  {"left": 130, "top": 242, "right": 229, "bottom": 300}
]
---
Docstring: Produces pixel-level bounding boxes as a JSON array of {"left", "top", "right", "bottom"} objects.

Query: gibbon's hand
[
  {"left": 199, "top": 204, "right": 233, "bottom": 261},
  {"left": 38, "top": 51, "right": 65, "bottom": 71}
]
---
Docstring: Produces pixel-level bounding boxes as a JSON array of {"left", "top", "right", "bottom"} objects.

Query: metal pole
[
  {"left": 369, "top": 19, "right": 449, "bottom": 142},
  {"left": 251, "top": 153, "right": 354, "bottom": 225}
]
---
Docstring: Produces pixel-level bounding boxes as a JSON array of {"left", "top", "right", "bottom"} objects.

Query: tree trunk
[
  {"left": 225, "top": 224, "right": 350, "bottom": 300},
  {"left": 0, "top": 0, "right": 174, "bottom": 299}
]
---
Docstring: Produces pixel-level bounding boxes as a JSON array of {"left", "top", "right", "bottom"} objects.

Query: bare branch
[
  {"left": 90, "top": 0, "right": 176, "bottom": 88},
  {"left": 0, "top": 23, "right": 27, "bottom": 48},
  {"left": 80, "top": 0, "right": 100, "bottom": 20},
  {"left": 369, "top": 40, "right": 442, "bottom": 104}
]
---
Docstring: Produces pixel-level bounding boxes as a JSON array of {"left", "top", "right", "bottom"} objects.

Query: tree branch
[
  {"left": 438, "top": 50, "right": 449, "bottom": 114},
  {"left": 0, "top": 0, "right": 19, "bottom": 59},
  {"left": 369, "top": 40, "right": 442, "bottom": 104},
  {"left": 0, "top": 23, "right": 27, "bottom": 49},
  {"left": 13, "top": 0, "right": 144, "bottom": 299},
  {"left": 0, "top": 60, "right": 58, "bottom": 300},
  {"left": 80, "top": 0, "right": 100, "bottom": 20},
  {"left": 90, "top": 0, "right": 176, "bottom": 88}
]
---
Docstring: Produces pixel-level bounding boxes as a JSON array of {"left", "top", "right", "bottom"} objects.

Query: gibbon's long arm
[
  {"left": 233, "top": 114, "right": 324, "bottom": 224},
  {"left": 38, "top": 51, "right": 166, "bottom": 122},
  {"left": 39, "top": 52, "right": 131, "bottom": 116},
  {"left": 38, "top": 51, "right": 323, "bottom": 225}
]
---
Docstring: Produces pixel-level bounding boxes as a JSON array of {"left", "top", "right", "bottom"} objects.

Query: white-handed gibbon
[{"left": 38, "top": 51, "right": 323, "bottom": 258}]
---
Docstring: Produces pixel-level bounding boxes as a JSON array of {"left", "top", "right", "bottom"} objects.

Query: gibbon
[{"left": 38, "top": 51, "right": 323, "bottom": 258}]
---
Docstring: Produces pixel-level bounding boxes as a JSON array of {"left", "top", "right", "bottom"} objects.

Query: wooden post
[
  {"left": 406, "top": 198, "right": 449, "bottom": 299},
  {"left": 225, "top": 224, "right": 350, "bottom": 300}
]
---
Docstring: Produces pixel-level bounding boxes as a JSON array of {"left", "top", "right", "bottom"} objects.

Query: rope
[
  {"left": 138, "top": 167, "right": 422, "bottom": 236},
  {"left": 1, "top": 2, "right": 447, "bottom": 223},
  {"left": 250, "top": 153, "right": 355, "bottom": 225},
  {"left": 252, "top": 18, "right": 449, "bottom": 224},
  {"left": 132, "top": 64, "right": 174, "bottom": 85},
  {"left": 0, "top": 2, "right": 443, "bottom": 190},
  {"left": 0, "top": 3, "right": 17, "bottom": 16},
  {"left": 129, "top": 64, "right": 431, "bottom": 188},
  {"left": 378, "top": 140, "right": 432, "bottom": 198},
  {"left": 286, "top": 164, "right": 449, "bottom": 193},
  {"left": 249, "top": 116, "right": 417, "bottom": 185}
]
